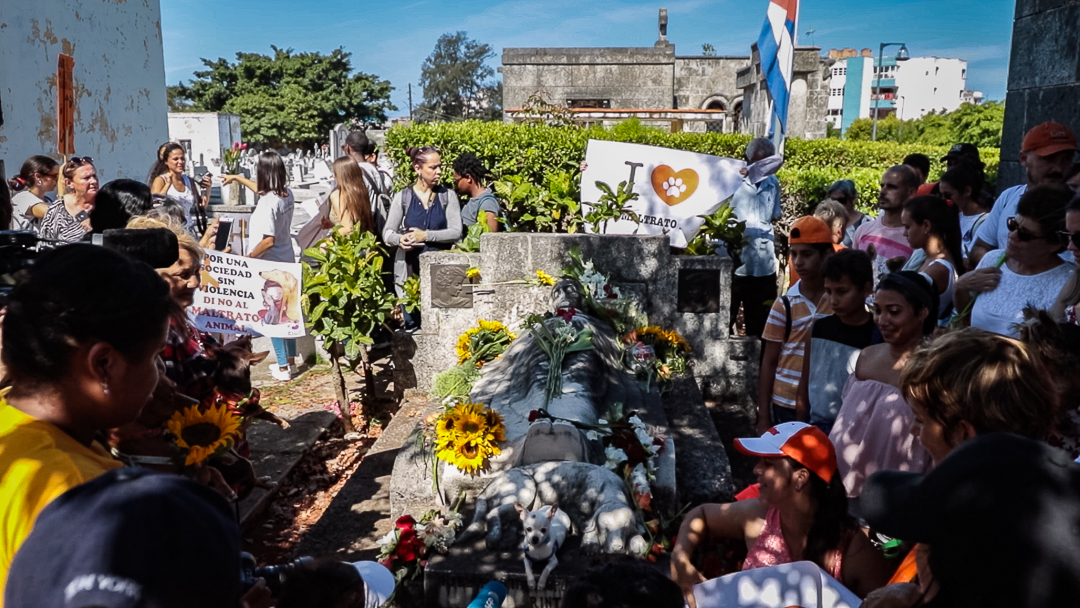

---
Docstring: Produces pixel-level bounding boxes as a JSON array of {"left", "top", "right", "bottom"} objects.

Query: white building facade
[
  {"left": 167, "top": 113, "right": 242, "bottom": 174},
  {"left": 826, "top": 54, "right": 983, "bottom": 134}
]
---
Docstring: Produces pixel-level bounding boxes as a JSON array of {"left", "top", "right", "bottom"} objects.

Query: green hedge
[{"left": 383, "top": 121, "right": 999, "bottom": 220}]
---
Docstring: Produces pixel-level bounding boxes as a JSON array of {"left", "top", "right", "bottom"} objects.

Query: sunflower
[
  {"left": 166, "top": 404, "right": 241, "bottom": 466},
  {"left": 449, "top": 435, "right": 488, "bottom": 473},
  {"left": 433, "top": 402, "right": 506, "bottom": 475},
  {"left": 452, "top": 402, "right": 487, "bottom": 436}
]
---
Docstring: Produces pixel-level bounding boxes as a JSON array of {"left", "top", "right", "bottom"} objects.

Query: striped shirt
[
  {"left": 762, "top": 281, "right": 832, "bottom": 409},
  {"left": 38, "top": 201, "right": 89, "bottom": 245}
]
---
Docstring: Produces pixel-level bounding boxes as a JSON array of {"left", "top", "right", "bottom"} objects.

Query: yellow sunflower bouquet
[
  {"left": 166, "top": 404, "right": 242, "bottom": 466},
  {"left": 434, "top": 402, "right": 506, "bottom": 475},
  {"left": 454, "top": 319, "right": 517, "bottom": 365}
]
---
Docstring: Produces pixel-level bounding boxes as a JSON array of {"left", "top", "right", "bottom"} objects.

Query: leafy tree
[
  {"left": 845, "top": 101, "right": 1004, "bottom": 147},
  {"left": 175, "top": 47, "right": 396, "bottom": 147},
  {"left": 166, "top": 85, "right": 193, "bottom": 112},
  {"left": 303, "top": 230, "right": 399, "bottom": 431},
  {"left": 702, "top": 43, "right": 717, "bottom": 56},
  {"left": 417, "top": 32, "right": 502, "bottom": 121}
]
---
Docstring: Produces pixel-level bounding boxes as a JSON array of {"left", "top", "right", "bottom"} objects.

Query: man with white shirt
[{"left": 970, "top": 122, "right": 1077, "bottom": 266}]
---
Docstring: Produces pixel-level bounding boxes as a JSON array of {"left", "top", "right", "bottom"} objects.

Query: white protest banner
[
  {"left": 190, "top": 250, "right": 306, "bottom": 339},
  {"left": 581, "top": 139, "right": 747, "bottom": 247}
]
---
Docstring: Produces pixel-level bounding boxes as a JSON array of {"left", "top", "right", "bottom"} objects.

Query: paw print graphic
[{"left": 662, "top": 177, "right": 687, "bottom": 198}]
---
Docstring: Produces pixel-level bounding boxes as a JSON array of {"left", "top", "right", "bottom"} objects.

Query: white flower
[
  {"left": 376, "top": 529, "right": 398, "bottom": 548},
  {"left": 630, "top": 463, "right": 651, "bottom": 495},
  {"left": 445, "top": 511, "right": 463, "bottom": 529},
  {"left": 586, "top": 430, "right": 600, "bottom": 441},
  {"left": 629, "top": 415, "right": 644, "bottom": 428},
  {"left": 635, "top": 426, "right": 653, "bottom": 449},
  {"left": 605, "top": 446, "right": 628, "bottom": 470},
  {"left": 598, "top": 418, "right": 608, "bottom": 425}
]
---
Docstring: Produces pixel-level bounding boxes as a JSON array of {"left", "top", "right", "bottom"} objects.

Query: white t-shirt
[
  {"left": 249, "top": 190, "right": 295, "bottom": 263},
  {"left": 959, "top": 211, "right": 987, "bottom": 261},
  {"left": 10, "top": 191, "right": 50, "bottom": 231},
  {"left": 974, "top": 185, "right": 1026, "bottom": 251},
  {"left": 970, "top": 249, "right": 1072, "bottom": 337}
]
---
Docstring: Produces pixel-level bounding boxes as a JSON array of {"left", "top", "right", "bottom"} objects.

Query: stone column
[{"left": 999, "top": 0, "right": 1080, "bottom": 189}]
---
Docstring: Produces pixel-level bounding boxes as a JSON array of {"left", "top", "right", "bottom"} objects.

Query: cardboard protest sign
[
  {"left": 580, "top": 140, "right": 747, "bottom": 247},
  {"left": 190, "top": 250, "right": 306, "bottom": 338},
  {"left": 693, "top": 561, "right": 861, "bottom": 608}
]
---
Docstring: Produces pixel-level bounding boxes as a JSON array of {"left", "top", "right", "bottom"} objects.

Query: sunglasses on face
[
  {"left": 1007, "top": 216, "right": 1047, "bottom": 242},
  {"left": 1058, "top": 230, "right": 1080, "bottom": 249}
]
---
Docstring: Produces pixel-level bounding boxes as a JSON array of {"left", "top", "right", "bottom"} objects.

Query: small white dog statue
[{"left": 515, "top": 502, "right": 570, "bottom": 591}]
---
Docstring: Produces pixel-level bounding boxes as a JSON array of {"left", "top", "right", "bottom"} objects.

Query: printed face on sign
[{"left": 651, "top": 165, "right": 699, "bottom": 205}]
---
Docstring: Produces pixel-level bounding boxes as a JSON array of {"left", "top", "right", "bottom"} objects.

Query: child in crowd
[
  {"left": 757, "top": 216, "right": 835, "bottom": 433},
  {"left": 788, "top": 200, "right": 848, "bottom": 287},
  {"left": 828, "top": 271, "right": 937, "bottom": 517},
  {"left": 795, "top": 250, "right": 878, "bottom": 435}
]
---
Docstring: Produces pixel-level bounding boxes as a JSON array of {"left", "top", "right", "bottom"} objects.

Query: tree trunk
[
  {"left": 358, "top": 344, "right": 376, "bottom": 407},
  {"left": 328, "top": 342, "right": 356, "bottom": 434}
]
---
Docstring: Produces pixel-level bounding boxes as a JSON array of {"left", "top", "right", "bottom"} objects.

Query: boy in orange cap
[{"left": 757, "top": 216, "right": 835, "bottom": 434}]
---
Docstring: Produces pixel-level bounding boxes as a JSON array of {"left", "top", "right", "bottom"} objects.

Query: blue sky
[{"left": 162, "top": 0, "right": 1014, "bottom": 117}]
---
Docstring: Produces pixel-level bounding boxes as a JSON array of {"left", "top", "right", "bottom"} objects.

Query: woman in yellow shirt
[{"left": 0, "top": 243, "right": 172, "bottom": 602}]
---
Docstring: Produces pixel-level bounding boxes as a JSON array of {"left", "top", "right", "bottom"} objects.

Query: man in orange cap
[
  {"left": 970, "top": 121, "right": 1077, "bottom": 266},
  {"left": 757, "top": 216, "right": 835, "bottom": 434}
]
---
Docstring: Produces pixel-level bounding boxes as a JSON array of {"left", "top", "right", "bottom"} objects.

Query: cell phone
[
  {"left": 195, "top": 166, "right": 211, "bottom": 179},
  {"left": 215, "top": 218, "right": 233, "bottom": 251}
]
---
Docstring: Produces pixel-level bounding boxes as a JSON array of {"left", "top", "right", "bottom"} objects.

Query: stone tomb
[{"left": 390, "top": 233, "right": 738, "bottom": 607}]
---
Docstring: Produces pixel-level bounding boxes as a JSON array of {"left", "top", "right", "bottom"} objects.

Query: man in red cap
[{"left": 969, "top": 121, "right": 1077, "bottom": 266}]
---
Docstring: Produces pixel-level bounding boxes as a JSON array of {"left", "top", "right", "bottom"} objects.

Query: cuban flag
[{"left": 757, "top": 0, "right": 797, "bottom": 134}]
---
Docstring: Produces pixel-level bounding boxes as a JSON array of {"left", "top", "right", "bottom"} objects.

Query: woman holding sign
[{"left": 222, "top": 152, "right": 297, "bottom": 382}]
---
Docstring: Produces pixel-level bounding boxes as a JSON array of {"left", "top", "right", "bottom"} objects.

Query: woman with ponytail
[
  {"left": 672, "top": 422, "right": 890, "bottom": 605},
  {"left": 149, "top": 142, "right": 211, "bottom": 231},
  {"left": 8, "top": 156, "right": 59, "bottom": 231},
  {"left": 902, "top": 195, "right": 962, "bottom": 320}
]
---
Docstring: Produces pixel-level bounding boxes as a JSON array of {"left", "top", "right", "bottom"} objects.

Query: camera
[
  {"left": 240, "top": 551, "right": 315, "bottom": 596},
  {"left": 0, "top": 229, "right": 179, "bottom": 306}
]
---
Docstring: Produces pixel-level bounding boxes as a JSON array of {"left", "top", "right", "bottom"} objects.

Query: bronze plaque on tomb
[
  {"left": 678, "top": 269, "right": 721, "bottom": 313},
  {"left": 431, "top": 264, "right": 473, "bottom": 308}
]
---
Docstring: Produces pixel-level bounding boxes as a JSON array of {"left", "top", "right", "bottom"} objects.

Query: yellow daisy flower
[
  {"left": 535, "top": 270, "right": 556, "bottom": 286},
  {"left": 166, "top": 404, "right": 241, "bottom": 466},
  {"left": 466, "top": 267, "right": 481, "bottom": 279}
]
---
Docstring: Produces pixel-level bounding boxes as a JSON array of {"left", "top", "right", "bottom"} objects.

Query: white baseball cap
[
  {"left": 734, "top": 422, "right": 838, "bottom": 482},
  {"left": 351, "top": 561, "right": 396, "bottom": 608}
]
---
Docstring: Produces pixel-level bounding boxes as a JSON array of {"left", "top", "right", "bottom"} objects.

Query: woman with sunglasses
[
  {"left": 956, "top": 185, "right": 1073, "bottom": 337},
  {"left": 1051, "top": 196, "right": 1080, "bottom": 324},
  {"left": 382, "top": 145, "right": 462, "bottom": 329},
  {"left": 39, "top": 157, "right": 97, "bottom": 244},
  {"left": 7, "top": 156, "right": 60, "bottom": 231}
]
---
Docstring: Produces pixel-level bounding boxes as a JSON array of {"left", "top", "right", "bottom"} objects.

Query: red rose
[
  {"left": 395, "top": 515, "right": 416, "bottom": 530},
  {"left": 240, "top": 143, "right": 248, "bottom": 150},
  {"left": 556, "top": 308, "right": 576, "bottom": 322},
  {"left": 528, "top": 410, "right": 539, "bottom": 423},
  {"left": 394, "top": 528, "right": 423, "bottom": 562}
]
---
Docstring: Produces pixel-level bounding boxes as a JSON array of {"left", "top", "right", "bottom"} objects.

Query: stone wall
[
  {"left": 501, "top": 47, "right": 677, "bottom": 112},
  {"left": 738, "top": 45, "right": 830, "bottom": 140},
  {"left": 0, "top": 0, "right": 168, "bottom": 181},
  {"left": 674, "top": 56, "right": 749, "bottom": 132},
  {"left": 999, "top": 0, "right": 1080, "bottom": 189},
  {"left": 398, "top": 233, "right": 749, "bottom": 400}
]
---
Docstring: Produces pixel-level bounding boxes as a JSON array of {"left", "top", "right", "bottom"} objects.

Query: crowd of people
[
  {"left": 676, "top": 122, "right": 1080, "bottom": 607},
  {"left": 3, "top": 122, "right": 1080, "bottom": 607}
]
